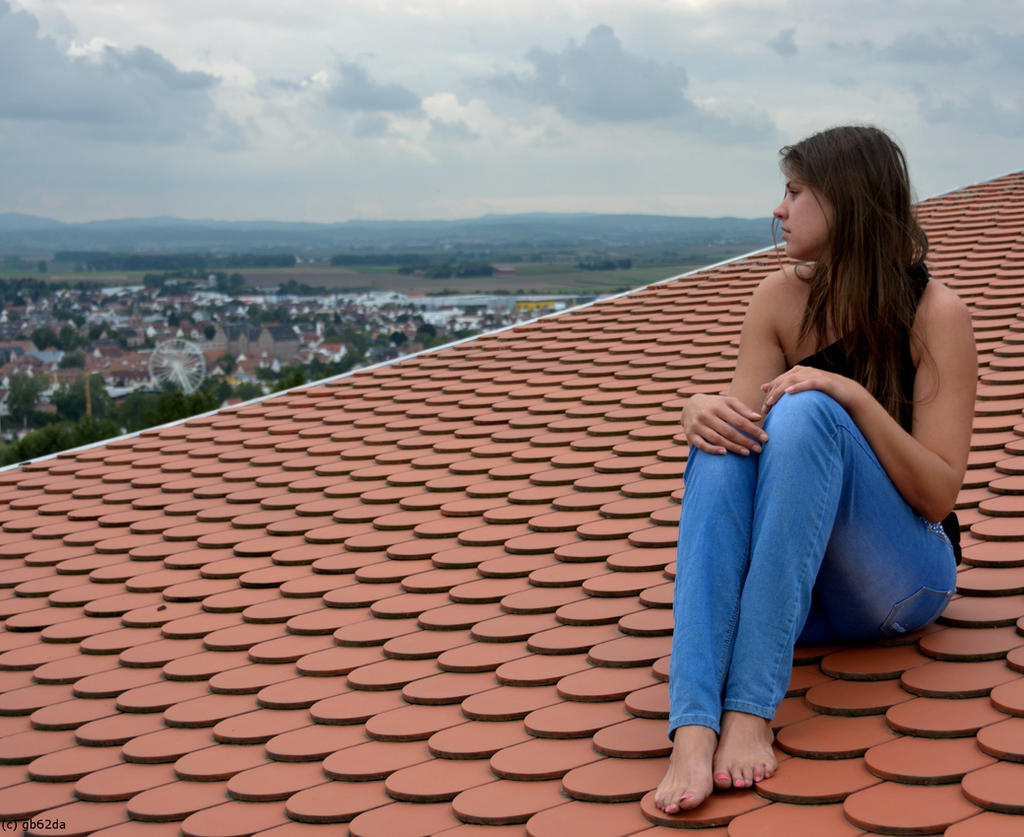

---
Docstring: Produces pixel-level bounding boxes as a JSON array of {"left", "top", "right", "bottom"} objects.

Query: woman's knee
[
  {"left": 684, "top": 445, "right": 757, "bottom": 484},
  {"left": 763, "top": 390, "right": 848, "bottom": 443},
  {"left": 681, "top": 446, "right": 758, "bottom": 513}
]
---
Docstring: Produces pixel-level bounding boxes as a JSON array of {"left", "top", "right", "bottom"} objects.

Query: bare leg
[
  {"left": 653, "top": 725, "right": 717, "bottom": 813},
  {"left": 711, "top": 711, "right": 776, "bottom": 789}
]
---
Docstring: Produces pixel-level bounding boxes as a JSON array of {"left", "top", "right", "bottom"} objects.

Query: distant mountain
[
  {"left": 0, "top": 213, "right": 68, "bottom": 231},
  {"left": 0, "top": 212, "right": 773, "bottom": 255}
]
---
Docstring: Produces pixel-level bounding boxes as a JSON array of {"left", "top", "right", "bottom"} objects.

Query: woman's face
[{"left": 773, "top": 178, "right": 833, "bottom": 263}]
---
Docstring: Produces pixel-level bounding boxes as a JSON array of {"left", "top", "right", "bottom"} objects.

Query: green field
[
  {"left": 31, "top": 263, "right": 689, "bottom": 295},
  {"left": 25, "top": 244, "right": 758, "bottom": 296}
]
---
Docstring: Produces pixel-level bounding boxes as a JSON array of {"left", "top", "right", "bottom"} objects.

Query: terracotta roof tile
[
  {"left": 947, "top": 811, "right": 1024, "bottom": 836},
  {"left": 843, "top": 782, "right": 980, "bottom": 833},
  {"left": 2, "top": 173, "right": 1024, "bottom": 834},
  {"left": 729, "top": 801, "right": 865, "bottom": 837}
]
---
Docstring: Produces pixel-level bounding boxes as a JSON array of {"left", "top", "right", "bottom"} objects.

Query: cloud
[
  {"left": 919, "top": 89, "right": 1024, "bottom": 137},
  {"left": 966, "top": 26, "right": 1024, "bottom": 70},
  {"left": 266, "top": 78, "right": 303, "bottom": 92},
  {"left": 6, "top": 0, "right": 1017, "bottom": 223},
  {"left": 103, "top": 44, "right": 216, "bottom": 91},
  {"left": 768, "top": 28, "right": 797, "bottom": 57},
  {"left": 484, "top": 24, "right": 691, "bottom": 123},
  {"left": 352, "top": 114, "right": 391, "bottom": 138},
  {"left": 879, "top": 30, "right": 975, "bottom": 64},
  {"left": 0, "top": 1, "right": 223, "bottom": 142},
  {"left": 428, "top": 117, "right": 477, "bottom": 142},
  {"left": 326, "top": 62, "right": 422, "bottom": 113},
  {"left": 815, "top": 22, "right": 1023, "bottom": 138},
  {"left": 827, "top": 26, "right": 1020, "bottom": 67},
  {"left": 480, "top": 24, "right": 775, "bottom": 142}
]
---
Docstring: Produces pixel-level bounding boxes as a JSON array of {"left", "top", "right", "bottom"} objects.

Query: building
[
  {"left": 258, "top": 324, "right": 300, "bottom": 361},
  {"left": 211, "top": 322, "right": 301, "bottom": 363},
  {"left": 211, "top": 322, "right": 263, "bottom": 356}
]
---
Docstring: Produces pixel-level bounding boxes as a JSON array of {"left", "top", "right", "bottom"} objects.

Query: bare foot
[
  {"left": 711, "top": 710, "right": 777, "bottom": 789},
  {"left": 653, "top": 725, "right": 717, "bottom": 813}
]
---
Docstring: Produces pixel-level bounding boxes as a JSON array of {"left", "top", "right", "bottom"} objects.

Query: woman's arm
[
  {"left": 682, "top": 270, "right": 793, "bottom": 455},
  {"left": 761, "top": 283, "right": 977, "bottom": 521}
]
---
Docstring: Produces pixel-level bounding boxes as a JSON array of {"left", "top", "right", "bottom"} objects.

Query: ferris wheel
[{"left": 149, "top": 338, "right": 206, "bottom": 394}]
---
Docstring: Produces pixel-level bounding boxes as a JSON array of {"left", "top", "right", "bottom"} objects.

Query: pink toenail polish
[
  {"left": 681, "top": 793, "right": 692, "bottom": 801},
  {"left": 715, "top": 773, "right": 728, "bottom": 781}
]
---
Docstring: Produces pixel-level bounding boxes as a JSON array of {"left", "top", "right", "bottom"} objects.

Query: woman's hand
[
  {"left": 760, "top": 365, "right": 865, "bottom": 413},
  {"left": 683, "top": 394, "right": 769, "bottom": 456}
]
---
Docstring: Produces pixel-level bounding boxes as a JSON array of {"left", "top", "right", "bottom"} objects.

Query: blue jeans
[{"left": 668, "top": 390, "right": 957, "bottom": 736}]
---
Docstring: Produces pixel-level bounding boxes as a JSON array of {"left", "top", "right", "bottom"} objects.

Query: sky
[{"left": 3, "top": 0, "right": 1022, "bottom": 223}]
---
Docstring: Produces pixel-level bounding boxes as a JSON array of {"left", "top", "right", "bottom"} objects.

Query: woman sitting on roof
[{"left": 654, "top": 125, "right": 977, "bottom": 813}]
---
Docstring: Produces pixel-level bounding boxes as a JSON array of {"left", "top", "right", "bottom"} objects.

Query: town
[
  {"left": 0, "top": 272, "right": 594, "bottom": 464},
  {"left": 0, "top": 211, "right": 771, "bottom": 466}
]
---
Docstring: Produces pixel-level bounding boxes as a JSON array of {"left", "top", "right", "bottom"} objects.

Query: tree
[
  {"left": 276, "top": 367, "right": 307, "bottom": 391},
  {"left": 58, "top": 324, "right": 85, "bottom": 351},
  {"left": 337, "top": 327, "right": 370, "bottom": 356},
  {"left": 0, "top": 416, "right": 119, "bottom": 466},
  {"left": 203, "top": 324, "right": 216, "bottom": 340},
  {"left": 58, "top": 352, "right": 84, "bottom": 369},
  {"left": 52, "top": 374, "right": 113, "bottom": 422},
  {"left": 115, "top": 390, "right": 153, "bottom": 432},
  {"left": 214, "top": 379, "right": 233, "bottom": 403},
  {"left": 6, "top": 371, "right": 45, "bottom": 430},
  {"left": 139, "top": 385, "right": 218, "bottom": 428},
  {"left": 30, "top": 326, "right": 59, "bottom": 350},
  {"left": 235, "top": 381, "right": 263, "bottom": 401},
  {"left": 216, "top": 273, "right": 246, "bottom": 294}
]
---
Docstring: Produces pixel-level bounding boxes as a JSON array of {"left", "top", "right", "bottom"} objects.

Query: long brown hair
[{"left": 776, "top": 126, "right": 928, "bottom": 421}]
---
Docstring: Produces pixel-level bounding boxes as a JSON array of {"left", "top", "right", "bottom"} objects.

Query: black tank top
[{"left": 794, "top": 265, "right": 962, "bottom": 563}]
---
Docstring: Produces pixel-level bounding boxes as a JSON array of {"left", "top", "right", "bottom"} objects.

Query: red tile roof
[{"left": 1, "top": 172, "right": 1024, "bottom": 836}]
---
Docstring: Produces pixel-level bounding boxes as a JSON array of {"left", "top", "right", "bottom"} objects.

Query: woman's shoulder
[
  {"left": 760, "top": 263, "right": 810, "bottom": 288},
  {"left": 916, "top": 279, "right": 971, "bottom": 330},
  {"left": 754, "top": 264, "right": 812, "bottom": 298},
  {"left": 751, "top": 265, "right": 812, "bottom": 317},
  {"left": 911, "top": 279, "right": 975, "bottom": 364},
  {"left": 745, "top": 266, "right": 814, "bottom": 360}
]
